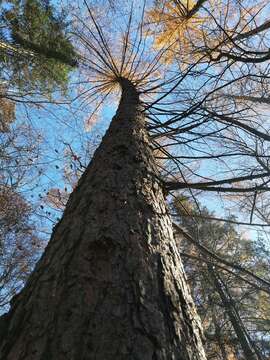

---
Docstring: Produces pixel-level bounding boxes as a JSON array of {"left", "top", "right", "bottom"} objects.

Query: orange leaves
[
  {"left": 84, "top": 111, "right": 100, "bottom": 132},
  {"left": 45, "top": 188, "right": 69, "bottom": 211},
  {"left": 147, "top": 0, "right": 209, "bottom": 64},
  {"left": 0, "top": 97, "right": 15, "bottom": 132},
  {"left": 0, "top": 185, "right": 43, "bottom": 309},
  {"left": 83, "top": 99, "right": 103, "bottom": 132},
  {"left": 147, "top": 0, "right": 270, "bottom": 66},
  {"left": 0, "top": 186, "right": 30, "bottom": 228}
]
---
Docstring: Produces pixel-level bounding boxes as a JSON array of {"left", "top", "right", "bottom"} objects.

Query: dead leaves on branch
[
  {"left": 0, "top": 185, "right": 43, "bottom": 310},
  {"left": 0, "top": 95, "right": 15, "bottom": 132}
]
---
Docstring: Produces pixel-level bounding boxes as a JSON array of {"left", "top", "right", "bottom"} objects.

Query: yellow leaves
[
  {"left": 173, "top": 194, "right": 196, "bottom": 216},
  {"left": 147, "top": 0, "right": 208, "bottom": 64},
  {"left": 227, "top": 353, "right": 238, "bottom": 360},
  {"left": 257, "top": 292, "right": 270, "bottom": 321},
  {"left": 147, "top": 0, "right": 270, "bottom": 66}
]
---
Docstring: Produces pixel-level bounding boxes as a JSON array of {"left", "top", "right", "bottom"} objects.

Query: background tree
[
  {"left": 172, "top": 195, "right": 270, "bottom": 359},
  {"left": 0, "top": 0, "right": 77, "bottom": 95},
  {"left": 0, "top": 0, "right": 77, "bottom": 314},
  {"left": 0, "top": 119, "right": 45, "bottom": 312},
  {"left": 0, "top": 186, "right": 42, "bottom": 312}
]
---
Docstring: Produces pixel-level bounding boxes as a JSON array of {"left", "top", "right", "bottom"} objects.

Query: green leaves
[{"left": 0, "top": 0, "right": 77, "bottom": 94}]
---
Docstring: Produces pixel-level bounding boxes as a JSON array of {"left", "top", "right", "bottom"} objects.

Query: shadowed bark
[{"left": 0, "top": 78, "right": 206, "bottom": 360}]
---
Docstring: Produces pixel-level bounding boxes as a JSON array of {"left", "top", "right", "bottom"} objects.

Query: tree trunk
[
  {"left": 0, "top": 78, "right": 206, "bottom": 360},
  {"left": 208, "top": 265, "right": 261, "bottom": 360},
  {"left": 210, "top": 298, "right": 228, "bottom": 360}
]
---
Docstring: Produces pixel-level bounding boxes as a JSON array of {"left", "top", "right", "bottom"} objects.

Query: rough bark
[{"left": 0, "top": 78, "right": 206, "bottom": 360}]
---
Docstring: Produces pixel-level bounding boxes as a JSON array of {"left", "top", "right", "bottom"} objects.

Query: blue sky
[{"left": 5, "top": 0, "right": 270, "bottom": 248}]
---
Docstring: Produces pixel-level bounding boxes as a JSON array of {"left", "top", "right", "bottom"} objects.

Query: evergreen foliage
[{"left": 0, "top": 0, "right": 77, "bottom": 93}]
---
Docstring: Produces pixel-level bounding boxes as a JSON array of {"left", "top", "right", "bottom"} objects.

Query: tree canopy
[{"left": 0, "top": 0, "right": 76, "bottom": 95}]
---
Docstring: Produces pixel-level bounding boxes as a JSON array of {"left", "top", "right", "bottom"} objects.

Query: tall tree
[
  {"left": 0, "top": 3, "right": 209, "bottom": 357},
  {"left": 1, "top": 0, "right": 270, "bottom": 358},
  {"left": 172, "top": 196, "right": 270, "bottom": 359},
  {"left": 0, "top": 77, "right": 207, "bottom": 359},
  {"left": 0, "top": 116, "right": 46, "bottom": 313}
]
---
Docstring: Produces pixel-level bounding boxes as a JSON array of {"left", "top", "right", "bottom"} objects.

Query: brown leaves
[
  {"left": 0, "top": 97, "right": 15, "bottom": 132},
  {"left": 0, "top": 185, "right": 43, "bottom": 310},
  {"left": 45, "top": 188, "right": 69, "bottom": 211},
  {"left": 0, "top": 186, "right": 30, "bottom": 230}
]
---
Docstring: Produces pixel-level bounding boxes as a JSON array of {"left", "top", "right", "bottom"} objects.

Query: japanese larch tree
[{"left": 1, "top": 0, "right": 270, "bottom": 359}]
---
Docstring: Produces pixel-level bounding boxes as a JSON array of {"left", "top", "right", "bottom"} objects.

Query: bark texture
[{"left": 0, "top": 78, "right": 206, "bottom": 360}]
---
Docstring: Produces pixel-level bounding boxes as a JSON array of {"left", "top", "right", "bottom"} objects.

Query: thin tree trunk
[
  {"left": 0, "top": 78, "right": 206, "bottom": 360},
  {"left": 210, "top": 299, "right": 228, "bottom": 360},
  {"left": 208, "top": 265, "right": 261, "bottom": 360}
]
